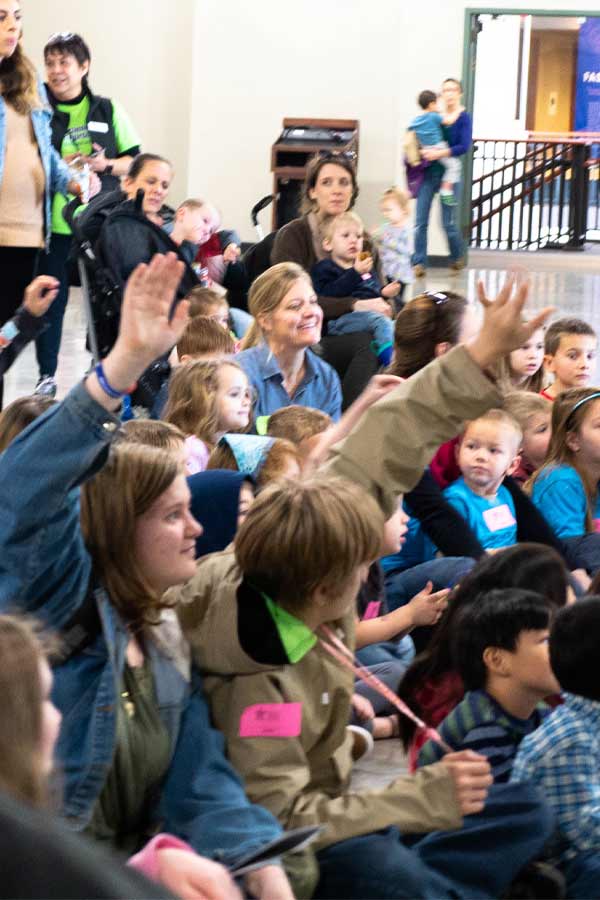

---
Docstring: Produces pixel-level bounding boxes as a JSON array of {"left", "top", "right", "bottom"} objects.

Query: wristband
[{"left": 94, "top": 362, "right": 136, "bottom": 399}]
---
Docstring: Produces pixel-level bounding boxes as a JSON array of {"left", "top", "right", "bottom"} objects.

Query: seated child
[
  {"left": 0, "top": 395, "right": 56, "bottom": 452},
  {"left": 173, "top": 476, "right": 555, "bottom": 900},
  {"left": 504, "top": 391, "right": 551, "bottom": 485},
  {"left": 376, "top": 187, "right": 414, "bottom": 310},
  {"left": 186, "top": 285, "right": 253, "bottom": 342},
  {"left": 541, "top": 318, "right": 597, "bottom": 401},
  {"left": 118, "top": 418, "right": 185, "bottom": 453},
  {"left": 206, "top": 433, "right": 301, "bottom": 488},
  {"left": 163, "top": 359, "right": 251, "bottom": 474},
  {"left": 418, "top": 587, "right": 557, "bottom": 782},
  {"left": 444, "top": 409, "right": 522, "bottom": 551},
  {"left": 530, "top": 388, "right": 600, "bottom": 575},
  {"left": 311, "top": 211, "right": 396, "bottom": 366},
  {"left": 494, "top": 326, "right": 546, "bottom": 395},
  {"left": 511, "top": 598, "right": 600, "bottom": 896},
  {"left": 409, "top": 90, "right": 461, "bottom": 203},
  {"left": 265, "top": 404, "right": 332, "bottom": 463}
]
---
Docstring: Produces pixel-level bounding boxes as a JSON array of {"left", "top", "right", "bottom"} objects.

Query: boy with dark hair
[
  {"left": 541, "top": 317, "right": 597, "bottom": 401},
  {"left": 512, "top": 597, "right": 600, "bottom": 895},
  {"left": 419, "top": 588, "right": 558, "bottom": 781},
  {"left": 408, "top": 90, "right": 460, "bottom": 202}
]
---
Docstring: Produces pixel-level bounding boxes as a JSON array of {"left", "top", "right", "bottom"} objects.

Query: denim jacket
[
  {"left": 0, "top": 381, "right": 282, "bottom": 861},
  {"left": 0, "top": 80, "right": 71, "bottom": 250}
]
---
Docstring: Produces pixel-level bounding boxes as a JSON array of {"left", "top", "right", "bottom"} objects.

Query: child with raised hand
[
  {"left": 541, "top": 317, "right": 597, "bottom": 401},
  {"left": 418, "top": 587, "right": 558, "bottom": 782},
  {"left": 504, "top": 391, "right": 552, "bottom": 485},
  {"left": 494, "top": 326, "right": 546, "bottom": 394},
  {"left": 529, "top": 387, "right": 600, "bottom": 574},
  {"left": 444, "top": 409, "right": 523, "bottom": 551},
  {"left": 311, "top": 211, "right": 397, "bottom": 366},
  {"left": 511, "top": 598, "right": 600, "bottom": 896},
  {"left": 163, "top": 358, "right": 252, "bottom": 474},
  {"left": 375, "top": 187, "right": 414, "bottom": 307}
]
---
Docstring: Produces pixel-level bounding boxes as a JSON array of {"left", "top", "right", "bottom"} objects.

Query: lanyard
[{"left": 319, "top": 624, "right": 452, "bottom": 754}]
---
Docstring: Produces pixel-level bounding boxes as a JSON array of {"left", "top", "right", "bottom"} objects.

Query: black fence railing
[{"left": 470, "top": 135, "right": 600, "bottom": 251}]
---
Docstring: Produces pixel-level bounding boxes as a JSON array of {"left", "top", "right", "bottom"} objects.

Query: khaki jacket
[{"left": 176, "top": 552, "right": 463, "bottom": 850}]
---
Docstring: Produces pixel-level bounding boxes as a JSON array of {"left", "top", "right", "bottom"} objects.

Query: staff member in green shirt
[{"left": 37, "top": 32, "right": 141, "bottom": 397}]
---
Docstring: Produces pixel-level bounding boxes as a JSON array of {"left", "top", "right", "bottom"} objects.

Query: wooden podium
[{"left": 270, "top": 117, "right": 359, "bottom": 229}]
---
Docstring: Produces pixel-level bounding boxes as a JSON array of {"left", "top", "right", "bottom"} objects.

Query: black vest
[{"left": 46, "top": 85, "right": 122, "bottom": 194}]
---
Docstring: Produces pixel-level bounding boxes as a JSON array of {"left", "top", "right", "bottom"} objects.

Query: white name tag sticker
[
  {"left": 88, "top": 121, "right": 109, "bottom": 133},
  {"left": 482, "top": 504, "right": 516, "bottom": 532}
]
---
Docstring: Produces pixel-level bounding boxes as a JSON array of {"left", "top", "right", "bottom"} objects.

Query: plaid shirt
[{"left": 511, "top": 693, "right": 600, "bottom": 863}]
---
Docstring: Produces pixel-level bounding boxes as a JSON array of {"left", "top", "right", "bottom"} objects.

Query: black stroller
[{"left": 63, "top": 190, "right": 199, "bottom": 412}]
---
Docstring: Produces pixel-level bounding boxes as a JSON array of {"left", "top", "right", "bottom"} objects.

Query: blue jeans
[
  {"left": 328, "top": 310, "right": 393, "bottom": 354},
  {"left": 357, "top": 637, "right": 416, "bottom": 669},
  {"left": 36, "top": 232, "right": 71, "bottom": 377},
  {"left": 412, "top": 166, "right": 464, "bottom": 267},
  {"left": 352, "top": 659, "right": 408, "bottom": 720},
  {"left": 315, "top": 783, "right": 554, "bottom": 899},
  {"left": 384, "top": 557, "right": 475, "bottom": 612}
]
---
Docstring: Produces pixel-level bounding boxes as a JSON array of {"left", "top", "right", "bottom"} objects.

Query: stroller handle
[
  {"left": 62, "top": 196, "right": 87, "bottom": 239},
  {"left": 251, "top": 194, "right": 274, "bottom": 226}
]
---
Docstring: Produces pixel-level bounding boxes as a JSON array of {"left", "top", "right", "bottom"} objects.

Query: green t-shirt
[{"left": 51, "top": 96, "right": 140, "bottom": 235}]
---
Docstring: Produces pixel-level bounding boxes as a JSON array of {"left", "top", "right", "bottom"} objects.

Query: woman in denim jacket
[
  {"left": 0, "top": 253, "right": 293, "bottom": 900},
  {"left": 0, "top": 4, "right": 79, "bottom": 328}
]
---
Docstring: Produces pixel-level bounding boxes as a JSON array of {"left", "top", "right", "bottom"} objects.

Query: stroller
[{"left": 63, "top": 190, "right": 199, "bottom": 412}]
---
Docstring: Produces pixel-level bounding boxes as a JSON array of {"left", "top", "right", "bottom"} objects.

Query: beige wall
[
  {"left": 24, "top": 0, "right": 600, "bottom": 249},
  {"left": 24, "top": 0, "right": 195, "bottom": 202}
]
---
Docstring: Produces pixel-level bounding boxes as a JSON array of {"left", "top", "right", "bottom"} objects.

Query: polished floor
[{"left": 6, "top": 247, "right": 600, "bottom": 406}]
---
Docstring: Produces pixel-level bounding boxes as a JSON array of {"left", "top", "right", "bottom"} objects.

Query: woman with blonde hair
[
  {"left": 0, "top": 3, "right": 81, "bottom": 327},
  {"left": 237, "top": 261, "right": 342, "bottom": 421},
  {"left": 0, "top": 253, "right": 294, "bottom": 900}
]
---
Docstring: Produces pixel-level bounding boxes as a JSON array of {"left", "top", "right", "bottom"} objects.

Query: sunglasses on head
[
  {"left": 316, "top": 150, "right": 357, "bottom": 163},
  {"left": 46, "top": 31, "right": 76, "bottom": 44},
  {"left": 424, "top": 291, "right": 450, "bottom": 305}
]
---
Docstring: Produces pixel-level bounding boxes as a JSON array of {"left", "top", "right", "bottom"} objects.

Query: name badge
[
  {"left": 362, "top": 601, "right": 381, "bottom": 620},
  {"left": 482, "top": 503, "right": 516, "bottom": 532},
  {"left": 239, "top": 702, "right": 302, "bottom": 738},
  {"left": 88, "top": 121, "right": 109, "bottom": 133}
]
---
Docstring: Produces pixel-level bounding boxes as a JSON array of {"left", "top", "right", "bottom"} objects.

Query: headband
[{"left": 566, "top": 391, "right": 600, "bottom": 427}]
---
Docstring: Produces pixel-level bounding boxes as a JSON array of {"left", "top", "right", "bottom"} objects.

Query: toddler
[
  {"left": 419, "top": 587, "right": 557, "bottom": 782},
  {"left": 409, "top": 90, "right": 461, "bottom": 203},
  {"left": 541, "top": 318, "right": 597, "bottom": 401},
  {"left": 512, "top": 598, "right": 600, "bottom": 895},
  {"left": 376, "top": 187, "right": 413, "bottom": 309},
  {"left": 503, "top": 392, "right": 551, "bottom": 484},
  {"left": 530, "top": 388, "right": 600, "bottom": 574},
  {"left": 163, "top": 359, "right": 252, "bottom": 474},
  {"left": 445, "top": 409, "right": 523, "bottom": 551},
  {"left": 495, "top": 326, "right": 545, "bottom": 394},
  {"left": 311, "top": 211, "right": 396, "bottom": 366},
  {"left": 185, "top": 285, "right": 252, "bottom": 344}
]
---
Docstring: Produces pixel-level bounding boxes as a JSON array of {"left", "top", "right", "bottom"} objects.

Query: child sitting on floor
[
  {"left": 503, "top": 391, "right": 552, "bottom": 485},
  {"left": 311, "top": 211, "right": 397, "bottom": 366},
  {"left": 206, "top": 433, "right": 302, "bottom": 488},
  {"left": 511, "top": 597, "right": 600, "bottom": 896},
  {"left": 494, "top": 326, "right": 546, "bottom": 395},
  {"left": 163, "top": 359, "right": 252, "bottom": 474},
  {"left": 418, "top": 587, "right": 557, "bottom": 782},
  {"left": 375, "top": 187, "right": 413, "bottom": 309},
  {"left": 541, "top": 318, "right": 597, "bottom": 401},
  {"left": 445, "top": 409, "right": 522, "bottom": 551}
]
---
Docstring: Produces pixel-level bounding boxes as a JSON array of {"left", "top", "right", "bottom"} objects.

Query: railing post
[{"left": 565, "top": 143, "right": 589, "bottom": 250}]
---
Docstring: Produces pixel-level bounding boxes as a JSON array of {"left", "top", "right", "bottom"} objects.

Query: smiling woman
[
  {"left": 0, "top": 0, "right": 77, "bottom": 402},
  {"left": 236, "top": 262, "right": 342, "bottom": 422}
]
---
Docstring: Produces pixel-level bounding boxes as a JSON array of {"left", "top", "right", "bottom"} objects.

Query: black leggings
[
  {"left": 0, "top": 246, "right": 40, "bottom": 408},
  {"left": 319, "top": 331, "right": 378, "bottom": 410}
]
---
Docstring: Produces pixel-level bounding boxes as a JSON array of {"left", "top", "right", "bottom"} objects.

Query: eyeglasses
[
  {"left": 46, "top": 32, "right": 76, "bottom": 44},
  {"left": 424, "top": 291, "right": 450, "bottom": 305}
]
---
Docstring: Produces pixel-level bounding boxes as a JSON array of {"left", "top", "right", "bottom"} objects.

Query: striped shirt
[
  {"left": 511, "top": 693, "right": 600, "bottom": 863},
  {"left": 418, "top": 689, "right": 546, "bottom": 783}
]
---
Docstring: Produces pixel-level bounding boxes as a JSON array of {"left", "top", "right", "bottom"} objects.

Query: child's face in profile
[
  {"left": 522, "top": 412, "right": 551, "bottom": 469},
  {"left": 381, "top": 497, "right": 409, "bottom": 555},
  {"left": 380, "top": 198, "right": 406, "bottom": 227},
  {"left": 545, "top": 333, "right": 597, "bottom": 391},
  {"left": 458, "top": 421, "right": 520, "bottom": 495},
  {"left": 495, "top": 628, "right": 560, "bottom": 698}
]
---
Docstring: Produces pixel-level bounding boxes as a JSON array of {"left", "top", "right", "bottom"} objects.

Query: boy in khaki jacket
[{"left": 177, "top": 475, "right": 553, "bottom": 899}]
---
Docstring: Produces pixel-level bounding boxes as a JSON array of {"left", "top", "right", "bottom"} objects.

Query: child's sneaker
[
  {"left": 34, "top": 375, "right": 57, "bottom": 398},
  {"left": 503, "top": 861, "right": 566, "bottom": 899},
  {"left": 346, "top": 725, "right": 375, "bottom": 762}
]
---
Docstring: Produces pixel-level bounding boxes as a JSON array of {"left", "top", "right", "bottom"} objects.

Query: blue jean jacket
[
  {"left": 0, "top": 81, "right": 70, "bottom": 250},
  {"left": 0, "top": 381, "right": 282, "bottom": 860}
]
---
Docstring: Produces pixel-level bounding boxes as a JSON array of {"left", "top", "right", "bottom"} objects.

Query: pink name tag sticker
[
  {"left": 239, "top": 702, "right": 302, "bottom": 738},
  {"left": 594, "top": 519, "right": 600, "bottom": 533},
  {"left": 482, "top": 503, "right": 516, "bottom": 532},
  {"left": 362, "top": 601, "right": 382, "bottom": 620}
]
